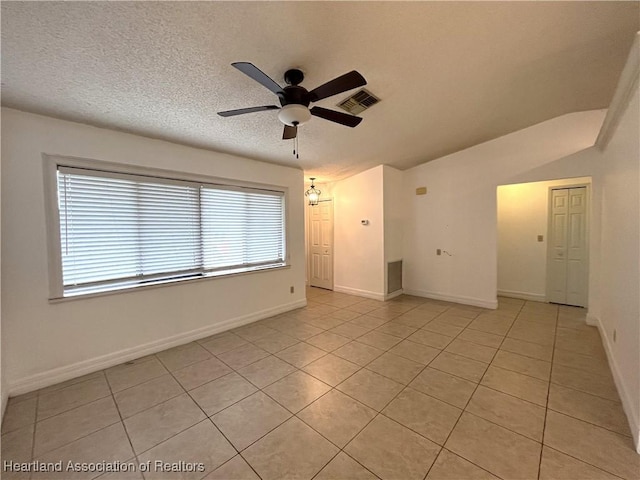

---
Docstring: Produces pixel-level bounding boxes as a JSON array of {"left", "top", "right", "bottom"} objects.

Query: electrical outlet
[
  {"left": 290, "top": 286, "right": 294, "bottom": 294},
  {"left": 436, "top": 249, "right": 441, "bottom": 256},
  {"left": 537, "top": 235, "right": 544, "bottom": 242}
]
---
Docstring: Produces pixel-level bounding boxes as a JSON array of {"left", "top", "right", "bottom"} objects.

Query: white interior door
[
  {"left": 308, "top": 200, "right": 333, "bottom": 289},
  {"left": 547, "top": 187, "right": 588, "bottom": 306}
]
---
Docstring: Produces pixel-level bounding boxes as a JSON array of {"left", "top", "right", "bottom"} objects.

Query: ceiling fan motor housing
[
  {"left": 279, "top": 79, "right": 312, "bottom": 126},
  {"left": 281, "top": 85, "right": 311, "bottom": 106}
]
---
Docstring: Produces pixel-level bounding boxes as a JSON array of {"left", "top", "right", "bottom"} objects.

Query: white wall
[
  {"left": 383, "top": 165, "right": 404, "bottom": 294},
  {"left": 383, "top": 166, "right": 404, "bottom": 263},
  {"left": 333, "top": 165, "right": 385, "bottom": 298},
  {"left": 497, "top": 177, "right": 591, "bottom": 301},
  {"left": 402, "top": 110, "right": 606, "bottom": 309},
  {"left": 590, "top": 84, "right": 640, "bottom": 451},
  {"left": 1, "top": 108, "right": 306, "bottom": 395}
]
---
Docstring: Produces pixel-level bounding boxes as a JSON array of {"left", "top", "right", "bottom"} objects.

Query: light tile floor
[{"left": 2, "top": 287, "right": 638, "bottom": 480}]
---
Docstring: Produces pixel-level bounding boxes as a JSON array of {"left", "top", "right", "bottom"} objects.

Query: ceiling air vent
[{"left": 337, "top": 88, "right": 380, "bottom": 115}]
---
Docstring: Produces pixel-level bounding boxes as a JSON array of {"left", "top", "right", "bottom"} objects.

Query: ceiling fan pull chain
[{"left": 293, "top": 136, "right": 299, "bottom": 159}]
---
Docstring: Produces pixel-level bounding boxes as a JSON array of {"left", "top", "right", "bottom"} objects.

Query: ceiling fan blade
[
  {"left": 282, "top": 125, "right": 297, "bottom": 140},
  {"left": 232, "top": 62, "right": 284, "bottom": 96},
  {"left": 217, "top": 105, "right": 279, "bottom": 117},
  {"left": 310, "top": 106, "right": 363, "bottom": 127},
  {"left": 309, "top": 70, "right": 366, "bottom": 102}
]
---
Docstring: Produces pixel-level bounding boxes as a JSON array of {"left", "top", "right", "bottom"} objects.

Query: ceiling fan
[{"left": 218, "top": 62, "right": 367, "bottom": 140}]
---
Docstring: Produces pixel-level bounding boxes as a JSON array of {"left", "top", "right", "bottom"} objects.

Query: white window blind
[
  {"left": 57, "top": 166, "right": 286, "bottom": 296},
  {"left": 201, "top": 187, "right": 285, "bottom": 270}
]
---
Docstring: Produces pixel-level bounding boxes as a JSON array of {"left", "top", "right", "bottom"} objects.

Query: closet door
[{"left": 547, "top": 187, "right": 587, "bottom": 306}]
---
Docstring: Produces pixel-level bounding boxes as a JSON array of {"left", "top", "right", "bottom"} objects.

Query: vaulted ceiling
[{"left": 2, "top": 2, "right": 638, "bottom": 181}]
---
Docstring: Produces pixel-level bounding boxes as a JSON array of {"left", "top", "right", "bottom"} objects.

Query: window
[{"left": 49, "top": 161, "right": 286, "bottom": 298}]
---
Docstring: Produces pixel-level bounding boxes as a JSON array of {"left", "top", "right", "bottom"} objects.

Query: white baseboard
[
  {"left": 333, "top": 285, "right": 386, "bottom": 301},
  {"left": 497, "top": 289, "right": 546, "bottom": 303},
  {"left": 332, "top": 286, "right": 404, "bottom": 302},
  {"left": 385, "top": 290, "right": 404, "bottom": 301},
  {"left": 589, "top": 314, "right": 640, "bottom": 453},
  {"left": 585, "top": 312, "right": 599, "bottom": 326},
  {"left": 8, "top": 299, "right": 307, "bottom": 396},
  {"left": 403, "top": 288, "right": 498, "bottom": 310}
]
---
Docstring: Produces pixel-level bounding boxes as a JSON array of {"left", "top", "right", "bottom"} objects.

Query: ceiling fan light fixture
[{"left": 278, "top": 104, "right": 311, "bottom": 126}]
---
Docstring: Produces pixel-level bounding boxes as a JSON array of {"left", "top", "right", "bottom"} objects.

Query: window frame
[{"left": 43, "top": 154, "right": 290, "bottom": 301}]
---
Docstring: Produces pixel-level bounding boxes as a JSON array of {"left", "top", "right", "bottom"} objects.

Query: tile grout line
[
  {"left": 169, "top": 324, "right": 363, "bottom": 477},
  {"left": 536, "top": 302, "right": 559, "bottom": 480},
  {"left": 418, "top": 305, "right": 499, "bottom": 480},
  {"left": 313, "top": 450, "right": 382, "bottom": 480},
  {"left": 9, "top": 372, "right": 106, "bottom": 442},
  {"left": 31, "top": 392, "right": 114, "bottom": 425},
  {"left": 279, "top": 298, "right": 438, "bottom": 478},
  {"left": 483, "top": 362, "right": 550, "bottom": 383},
  {"left": 104, "top": 369, "right": 146, "bottom": 480},
  {"left": 542, "top": 304, "right": 634, "bottom": 479},
  {"left": 215, "top": 452, "right": 265, "bottom": 480},
  {"left": 152, "top": 352, "right": 249, "bottom": 480},
  {"left": 321, "top": 300, "right": 438, "bottom": 479},
  {"left": 233, "top": 294, "right": 395, "bottom": 478},
  {"left": 5, "top": 293, "right": 625, "bottom": 480},
  {"left": 541, "top": 445, "right": 626, "bottom": 480},
  {"left": 207, "top": 382, "right": 328, "bottom": 473},
  {"left": 426, "top": 447, "right": 500, "bottom": 480},
  {"left": 29, "top": 416, "right": 123, "bottom": 463},
  {"left": 421, "top": 299, "right": 526, "bottom": 480},
  {"left": 27, "top": 372, "right": 125, "bottom": 462},
  {"left": 440, "top": 302, "right": 630, "bottom": 480},
  {"left": 28, "top": 388, "right": 40, "bottom": 472},
  {"left": 550, "top": 358, "right": 619, "bottom": 382},
  {"left": 323, "top": 301, "right": 487, "bottom": 480},
  {"left": 354, "top": 299, "right": 550, "bottom": 480},
  {"left": 544, "top": 404, "right": 633, "bottom": 438}
]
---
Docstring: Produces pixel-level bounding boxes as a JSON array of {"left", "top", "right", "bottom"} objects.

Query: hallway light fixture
[{"left": 305, "top": 178, "right": 321, "bottom": 206}]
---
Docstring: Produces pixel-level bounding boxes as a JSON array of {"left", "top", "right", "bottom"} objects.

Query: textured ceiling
[{"left": 1, "top": 2, "right": 638, "bottom": 182}]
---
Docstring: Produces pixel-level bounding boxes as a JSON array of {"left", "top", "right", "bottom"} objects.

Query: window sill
[{"left": 49, "top": 263, "right": 290, "bottom": 303}]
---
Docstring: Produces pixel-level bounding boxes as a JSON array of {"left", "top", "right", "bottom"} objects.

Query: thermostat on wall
[{"left": 361, "top": 220, "right": 369, "bottom": 225}]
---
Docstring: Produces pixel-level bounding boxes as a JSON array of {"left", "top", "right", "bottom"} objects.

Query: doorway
[
  {"left": 496, "top": 177, "right": 591, "bottom": 305},
  {"left": 308, "top": 199, "right": 334, "bottom": 290},
  {"left": 546, "top": 186, "right": 589, "bottom": 307}
]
